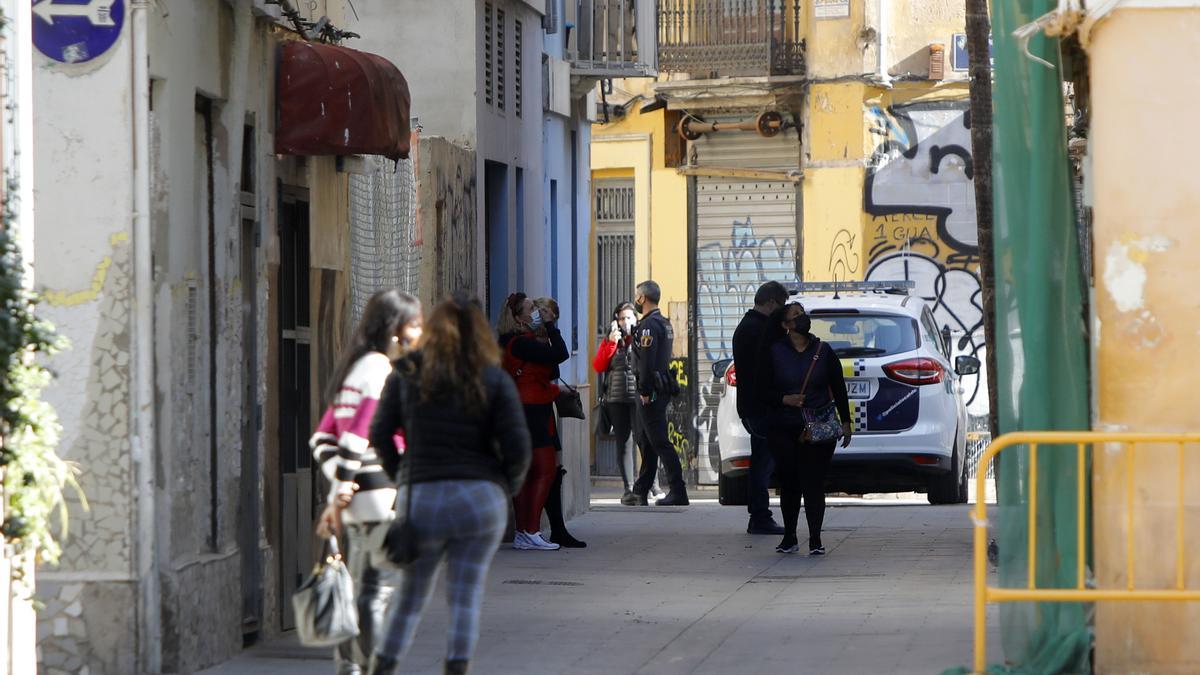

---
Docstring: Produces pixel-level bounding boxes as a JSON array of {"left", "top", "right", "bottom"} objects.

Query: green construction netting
[
  {"left": 991, "top": 0, "right": 1092, "bottom": 672},
  {"left": 944, "top": 3, "right": 1092, "bottom": 675}
]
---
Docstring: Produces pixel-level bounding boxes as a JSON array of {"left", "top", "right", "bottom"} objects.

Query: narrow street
[{"left": 204, "top": 495, "right": 1000, "bottom": 675}]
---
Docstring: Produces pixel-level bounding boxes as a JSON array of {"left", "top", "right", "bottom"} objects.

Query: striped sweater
[{"left": 310, "top": 352, "right": 398, "bottom": 523}]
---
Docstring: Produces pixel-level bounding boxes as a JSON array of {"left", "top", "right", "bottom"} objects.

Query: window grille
[
  {"left": 484, "top": 3, "right": 494, "bottom": 106},
  {"left": 497, "top": 8, "right": 507, "bottom": 112},
  {"left": 515, "top": 19, "right": 523, "bottom": 117}
]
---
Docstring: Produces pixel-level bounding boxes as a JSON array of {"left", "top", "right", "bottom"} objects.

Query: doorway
[
  {"left": 485, "top": 160, "right": 509, "bottom": 320},
  {"left": 277, "top": 186, "right": 313, "bottom": 630}
]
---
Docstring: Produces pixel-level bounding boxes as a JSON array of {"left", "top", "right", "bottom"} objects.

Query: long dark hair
[
  {"left": 324, "top": 290, "right": 421, "bottom": 406},
  {"left": 419, "top": 291, "right": 501, "bottom": 416},
  {"left": 612, "top": 302, "right": 635, "bottom": 320}
]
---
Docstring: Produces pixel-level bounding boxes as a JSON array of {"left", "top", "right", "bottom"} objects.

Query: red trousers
[{"left": 513, "top": 445, "right": 557, "bottom": 533}]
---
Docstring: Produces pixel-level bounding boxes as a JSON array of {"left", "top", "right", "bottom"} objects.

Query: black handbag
[
  {"left": 555, "top": 380, "right": 586, "bottom": 420},
  {"left": 375, "top": 377, "right": 420, "bottom": 568}
]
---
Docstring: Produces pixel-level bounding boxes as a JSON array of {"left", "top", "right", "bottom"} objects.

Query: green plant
[{"left": 0, "top": 176, "right": 84, "bottom": 592}]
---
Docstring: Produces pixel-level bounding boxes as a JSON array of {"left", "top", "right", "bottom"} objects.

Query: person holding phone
[{"left": 593, "top": 302, "right": 640, "bottom": 501}]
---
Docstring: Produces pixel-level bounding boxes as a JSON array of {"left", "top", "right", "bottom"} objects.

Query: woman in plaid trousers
[{"left": 367, "top": 293, "right": 532, "bottom": 675}]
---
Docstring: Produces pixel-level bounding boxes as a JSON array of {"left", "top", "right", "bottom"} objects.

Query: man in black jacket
[
  {"left": 731, "top": 281, "right": 789, "bottom": 534},
  {"left": 628, "top": 280, "right": 689, "bottom": 507}
]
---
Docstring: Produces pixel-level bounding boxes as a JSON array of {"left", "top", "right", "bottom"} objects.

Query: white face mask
[
  {"left": 621, "top": 316, "right": 636, "bottom": 333},
  {"left": 530, "top": 308, "right": 543, "bottom": 328}
]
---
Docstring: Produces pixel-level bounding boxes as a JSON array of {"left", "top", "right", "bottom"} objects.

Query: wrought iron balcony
[
  {"left": 657, "top": 0, "right": 805, "bottom": 78},
  {"left": 569, "top": 0, "right": 658, "bottom": 78}
]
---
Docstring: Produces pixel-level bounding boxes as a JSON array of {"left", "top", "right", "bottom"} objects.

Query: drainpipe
[
  {"left": 877, "top": 0, "right": 891, "bottom": 85},
  {"left": 131, "top": 1, "right": 161, "bottom": 672}
]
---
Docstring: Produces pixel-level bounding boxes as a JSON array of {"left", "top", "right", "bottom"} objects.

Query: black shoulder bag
[{"left": 379, "top": 376, "right": 420, "bottom": 567}]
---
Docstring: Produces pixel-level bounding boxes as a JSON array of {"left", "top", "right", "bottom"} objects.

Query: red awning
[{"left": 276, "top": 41, "right": 411, "bottom": 160}]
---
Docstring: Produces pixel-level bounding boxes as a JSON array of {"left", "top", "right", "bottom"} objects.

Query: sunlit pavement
[{"left": 202, "top": 491, "right": 1001, "bottom": 675}]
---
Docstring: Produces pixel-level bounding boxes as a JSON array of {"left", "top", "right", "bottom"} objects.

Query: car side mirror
[
  {"left": 955, "top": 355, "right": 981, "bottom": 376},
  {"left": 712, "top": 358, "right": 732, "bottom": 380}
]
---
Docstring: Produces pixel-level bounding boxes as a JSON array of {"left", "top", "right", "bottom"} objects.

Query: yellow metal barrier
[{"left": 973, "top": 432, "right": 1200, "bottom": 674}]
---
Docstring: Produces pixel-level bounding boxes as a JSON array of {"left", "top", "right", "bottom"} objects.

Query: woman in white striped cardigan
[{"left": 310, "top": 289, "right": 423, "bottom": 675}]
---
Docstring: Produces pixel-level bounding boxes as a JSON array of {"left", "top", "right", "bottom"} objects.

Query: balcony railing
[
  {"left": 657, "top": 0, "right": 805, "bottom": 78},
  {"left": 570, "top": 0, "right": 657, "bottom": 78}
]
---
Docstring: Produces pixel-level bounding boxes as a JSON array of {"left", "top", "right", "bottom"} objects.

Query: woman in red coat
[{"left": 498, "top": 293, "right": 570, "bottom": 551}]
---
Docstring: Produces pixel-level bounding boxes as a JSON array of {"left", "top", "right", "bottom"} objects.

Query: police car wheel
[
  {"left": 718, "top": 471, "right": 749, "bottom": 506},
  {"left": 927, "top": 445, "right": 962, "bottom": 505}
]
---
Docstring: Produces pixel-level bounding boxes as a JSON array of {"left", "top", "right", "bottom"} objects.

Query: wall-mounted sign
[
  {"left": 32, "top": 0, "right": 125, "bottom": 64},
  {"left": 815, "top": 0, "right": 850, "bottom": 19},
  {"left": 952, "top": 32, "right": 994, "bottom": 71}
]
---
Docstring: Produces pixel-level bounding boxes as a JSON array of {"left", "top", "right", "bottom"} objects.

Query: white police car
[{"left": 714, "top": 282, "right": 979, "bottom": 505}]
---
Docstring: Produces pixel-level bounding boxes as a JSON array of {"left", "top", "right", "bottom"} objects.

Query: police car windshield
[{"left": 809, "top": 313, "right": 918, "bottom": 358}]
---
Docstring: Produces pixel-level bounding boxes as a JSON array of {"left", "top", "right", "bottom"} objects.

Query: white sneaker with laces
[
  {"left": 515, "top": 531, "right": 560, "bottom": 551},
  {"left": 511, "top": 531, "right": 531, "bottom": 550}
]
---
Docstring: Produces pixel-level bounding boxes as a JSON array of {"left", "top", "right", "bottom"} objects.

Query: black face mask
[
  {"left": 635, "top": 300, "right": 644, "bottom": 314},
  {"left": 792, "top": 316, "right": 812, "bottom": 334}
]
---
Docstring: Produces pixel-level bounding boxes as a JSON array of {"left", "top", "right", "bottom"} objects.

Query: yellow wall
[
  {"left": 888, "top": 0, "right": 968, "bottom": 81},
  {"left": 1089, "top": 9, "right": 1200, "bottom": 673},
  {"left": 803, "top": 165, "right": 866, "bottom": 281},
  {"left": 804, "top": 0, "right": 868, "bottom": 79},
  {"left": 590, "top": 98, "right": 688, "bottom": 312}
]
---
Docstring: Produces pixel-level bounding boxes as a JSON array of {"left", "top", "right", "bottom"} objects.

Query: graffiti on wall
[
  {"left": 828, "top": 228, "right": 861, "bottom": 282},
  {"left": 417, "top": 137, "right": 478, "bottom": 302},
  {"left": 694, "top": 218, "right": 799, "bottom": 481},
  {"left": 864, "top": 101, "right": 986, "bottom": 408},
  {"left": 665, "top": 357, "right": 696, "bottom": 481}
]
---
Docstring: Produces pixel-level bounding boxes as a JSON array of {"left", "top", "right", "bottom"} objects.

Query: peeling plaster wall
[
  {"left": 34, "top": 1, "right": 289, "bottom": 671},
  {"left": 32, "top": 4, "right": 139, "bottom": 671},
  {"left": 885, "top": 0, "right": 967, "bottom": 81},
  {"left": 1089, "top": 9, "right": 1200, "bottom": 673},
  {"left": 148, "top": 3, "right": 281, "bottom": 670},
  {"left": 417, "top": 137, "right": 479, "bottom": 307}
]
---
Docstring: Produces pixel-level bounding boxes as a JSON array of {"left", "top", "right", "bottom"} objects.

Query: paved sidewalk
[{"left": 201, "top": 499, "right": 1000, "bottom": 674}]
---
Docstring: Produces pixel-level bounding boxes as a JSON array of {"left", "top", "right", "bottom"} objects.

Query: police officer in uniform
[{"left": 626, "top": 280, "right": 689, "bottom": 507}]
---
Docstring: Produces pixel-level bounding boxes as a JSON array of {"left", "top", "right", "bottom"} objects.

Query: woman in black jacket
[
  {"left": 497, "top": 292, "right": 571, "bottom": 550},
  {"left": 368, "top": 294, "right": 531, "bottom": 675},
  {"left": 760, "top": 301, "right": 853, "bottom": 556}
]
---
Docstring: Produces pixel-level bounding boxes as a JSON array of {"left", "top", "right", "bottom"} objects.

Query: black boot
[
  {"left": 546, "top": 467, "right": 587, "bottom": 548},
  {"left": 445, "top": 659, "right": 470, "bottom": 675}
]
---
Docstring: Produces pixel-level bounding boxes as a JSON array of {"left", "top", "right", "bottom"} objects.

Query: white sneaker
[{"left": 513, "top": 531, "right": 560, "bottom": 551}]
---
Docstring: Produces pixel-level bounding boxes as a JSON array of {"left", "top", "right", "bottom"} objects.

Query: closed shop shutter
[
  {"left": 689, "top": 119, "right": 800, "bottom": 171},
  {"left": 693, "top": 177, "right": 800, "bottom": 483}
]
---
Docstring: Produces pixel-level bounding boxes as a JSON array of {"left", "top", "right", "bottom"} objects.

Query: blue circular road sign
[{"left": 32, "top": 0, "right": 126, "bottom": 64}]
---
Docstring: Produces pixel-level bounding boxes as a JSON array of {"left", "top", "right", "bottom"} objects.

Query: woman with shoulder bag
[
  {"left": 366, "top": 293, "right": 532, "bottom": 675},
  {"left": 497, "top": 292, "right": 571, "bottom": 550},
  {"left": 592, "top": 302, "right": 640, "bottom": 501},
  {"left": 530, "top": 297, "right": 588, "bottom": 548},
  {"left": 310, "top": 289, "right": 423, "bottom": 674},
  {"left": 760, "top": 300, "right": 853, "bottom": 556}
]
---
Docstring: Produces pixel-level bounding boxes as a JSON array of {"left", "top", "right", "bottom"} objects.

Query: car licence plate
[{"left": 846, "top": 378, "right": 872, "bottom": 399}]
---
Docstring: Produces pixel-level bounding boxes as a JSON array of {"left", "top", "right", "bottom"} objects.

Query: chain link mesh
[{"left": 348, "top": 155, "right": 420, "bottom": 324}]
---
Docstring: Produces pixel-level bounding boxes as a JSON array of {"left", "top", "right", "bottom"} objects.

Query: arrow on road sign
[{"left": 32, "top": 0, "right": 117, "bottom": 27}]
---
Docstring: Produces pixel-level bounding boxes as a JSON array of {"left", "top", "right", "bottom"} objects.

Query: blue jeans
[{"left": 742, "top": 416, "right": 776, "bottom": 524}]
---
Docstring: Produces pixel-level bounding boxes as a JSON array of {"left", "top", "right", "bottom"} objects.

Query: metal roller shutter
[
  {"left": 689, "top": 117, "right": 801, "bottom": 170},
  {"left": 693, "top": 177, "right": 800, "bottom": 483}
]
